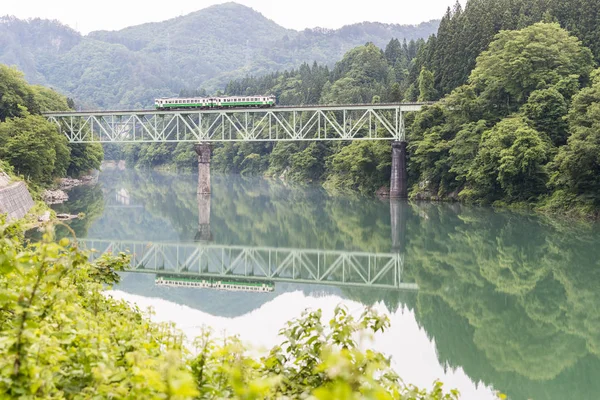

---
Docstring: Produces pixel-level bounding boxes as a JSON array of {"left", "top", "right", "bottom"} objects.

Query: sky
[{"left": 1, "top": 0, "right": 462, "bottom": 35}]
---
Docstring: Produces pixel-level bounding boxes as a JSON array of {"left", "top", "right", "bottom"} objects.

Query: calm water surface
[{"left": 50, "top": 169, "right": 600, "bottom": 400}]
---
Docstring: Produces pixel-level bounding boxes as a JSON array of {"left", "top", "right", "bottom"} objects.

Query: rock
[
  {"left": 59, "top": 178, "right": 83, "bottom": 190},
  {"left": 38, "top": 211, "right": 51, "bottom": 222},
  {"left": 42, "top": 189, "right": 68, "bottom": 205},
  {"left": 58, "top": 173, "right": 98, "bottom": 190}
]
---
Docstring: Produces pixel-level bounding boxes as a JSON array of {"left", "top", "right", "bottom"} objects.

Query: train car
[{"left": 155, "top": 95, "right": 276, "bottom": 110}]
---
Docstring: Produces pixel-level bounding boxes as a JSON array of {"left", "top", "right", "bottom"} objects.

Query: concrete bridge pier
[
  {"left": 390, "top": 141, "right": 408, "bottom": 199},
  {"left": 194, "top": 143, "right": 212, "bottom": 195}
]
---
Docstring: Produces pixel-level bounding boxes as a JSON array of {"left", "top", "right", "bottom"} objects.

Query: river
[{"left": 45, "top": 169, "right": 600, "bottom": 400}]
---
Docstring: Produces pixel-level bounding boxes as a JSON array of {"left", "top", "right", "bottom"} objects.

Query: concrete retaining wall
[{"left": 0, "top": 181, "right": 35, "bottom": 222}]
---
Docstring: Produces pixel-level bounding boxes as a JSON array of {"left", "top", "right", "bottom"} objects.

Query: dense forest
[
  {"left": 407, "top": 21, "right": 599, "bottom": 215},
  {"left": 0, "top": 65, "right": 102, "bottom": 189}
]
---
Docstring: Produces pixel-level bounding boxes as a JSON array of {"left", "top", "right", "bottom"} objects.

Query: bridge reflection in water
[{"left": 79, "top": 239, "right": 416, "bottom": 291}]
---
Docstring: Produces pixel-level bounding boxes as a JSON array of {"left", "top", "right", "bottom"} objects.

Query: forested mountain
[{"left": 0, "top": 2, "right": 438, "bottom": 109}]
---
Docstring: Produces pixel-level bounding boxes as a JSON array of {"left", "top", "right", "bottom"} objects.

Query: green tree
[
  {"left": 324, "top": 141, "right": 391, "bottom": 194},
  {"left": 464, "top": 116, "right": 551, "bottom": 202},
  {"left": 550, "top": 69, "right": 600, "bottom": 207},
  {"left": 0, "top": 111, "right": 70, "bottom": 184},
  {"left": 522, "top": 87, "right": 569, "bottom": 146},
  {"left": 418, "top": 67, "right": 437, "bottom": 101},
  {"left": 31, "top": 85, "right": 70, "bottom": 111},
  {"left": 67, "top": 143, "right": 104, "bottom": 177},
  {"left": 470, "top": 22, "right": 594, "bottom": 111},
  {"left": 0, "top": 65, "right": 39, "bottom": 121}
]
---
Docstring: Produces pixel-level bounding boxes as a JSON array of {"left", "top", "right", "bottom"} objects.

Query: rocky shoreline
[
  {"left": 42, "top": 173, "right": 98, "bottom": 205},
  {"left": 42, "top": 189, "right": 69, "bottom": 205}
]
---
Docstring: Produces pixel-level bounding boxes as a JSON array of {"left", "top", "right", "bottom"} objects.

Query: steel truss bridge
[
  {"left": 43, "top": 103, "right": 430, "bottom": 143},
  {"left": 79, "top": 239, "right": 417, "bottom": 291}
]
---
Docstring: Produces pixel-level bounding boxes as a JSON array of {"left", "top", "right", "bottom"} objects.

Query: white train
[{"left": 155, "top": 95, "right": 276, "bottom": 110}]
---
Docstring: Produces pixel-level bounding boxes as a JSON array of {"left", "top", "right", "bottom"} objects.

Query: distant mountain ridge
[{"left": 0, "top": 3, "right": 438, "bottom": 109}]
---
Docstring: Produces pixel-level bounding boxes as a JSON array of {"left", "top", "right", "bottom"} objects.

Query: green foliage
[
  {"left": 408, "top": 22, "right": 599, "bottom": 213},
  {"left": 0, "top": 64, "right": 104, "bottom": 186},
  {"left": 470, "top": 22, "right": 594, "bottom": 110},
  {"left": 464, "top": 116, "right": 551, "bottom": 202},
  {"left": 324, "top": 141, "right": 391, "bottom": 194},
  {"left": 522, "top": 87, "right": 569, "bottom": 146},
  {"left": 0, "top": 228, "right": 198, "bottom": 398},
  {"left": 190, "top": 306, "right": 460, "bottom": 399},
  {"left": 549, "top": 69, "right": 600, "bottom": 209},
  {"left": 0, "top": 111, "right": 70, "bottom": 184},
  {"left": 418, "top": 67, "right": 437, "bottom": 101},
  {"left": 0, "top": 223, "right": 461, "bottom": 399},
  {"left": 412, "top": 0, "right": 600, "bottom": 98},
  {"left": 321, "top": 43, "right": 390, "bottom": 104},
  {"left": 31, "top": 85, "right": 70, "bottom": 112},
  {"left": 0, "top": 65, "right": 39, "bottom": 121},
  {"left": 67, "top": 143, "right": 104, "bottom": 177}
]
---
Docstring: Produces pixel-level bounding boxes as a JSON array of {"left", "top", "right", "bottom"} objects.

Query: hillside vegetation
[
  {"left": 0, "top": 65, "right": 102, "bottom": 188},
  {"left": 0, "top": 2, "right": 438, "bottom": 109}
]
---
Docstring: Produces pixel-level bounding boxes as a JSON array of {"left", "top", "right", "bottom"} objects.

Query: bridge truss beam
[
  {"left": 79, "top": 239, "right": 416, "bottom": 290},
  {"left": 44, "top": 104, "right": 426, "bottom": 143}
]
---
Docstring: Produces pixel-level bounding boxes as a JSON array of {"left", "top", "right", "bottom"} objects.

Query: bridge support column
[
  {"left": 390, "top": 141, "right": 408, "bottom": 199},
  {"left": 194, "top": 143, "right": 211, "bottom": 195}
]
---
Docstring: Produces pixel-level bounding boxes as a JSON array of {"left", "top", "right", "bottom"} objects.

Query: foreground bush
[{"left": 0, "top": 221, "right": 460, "bottom": 399}]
